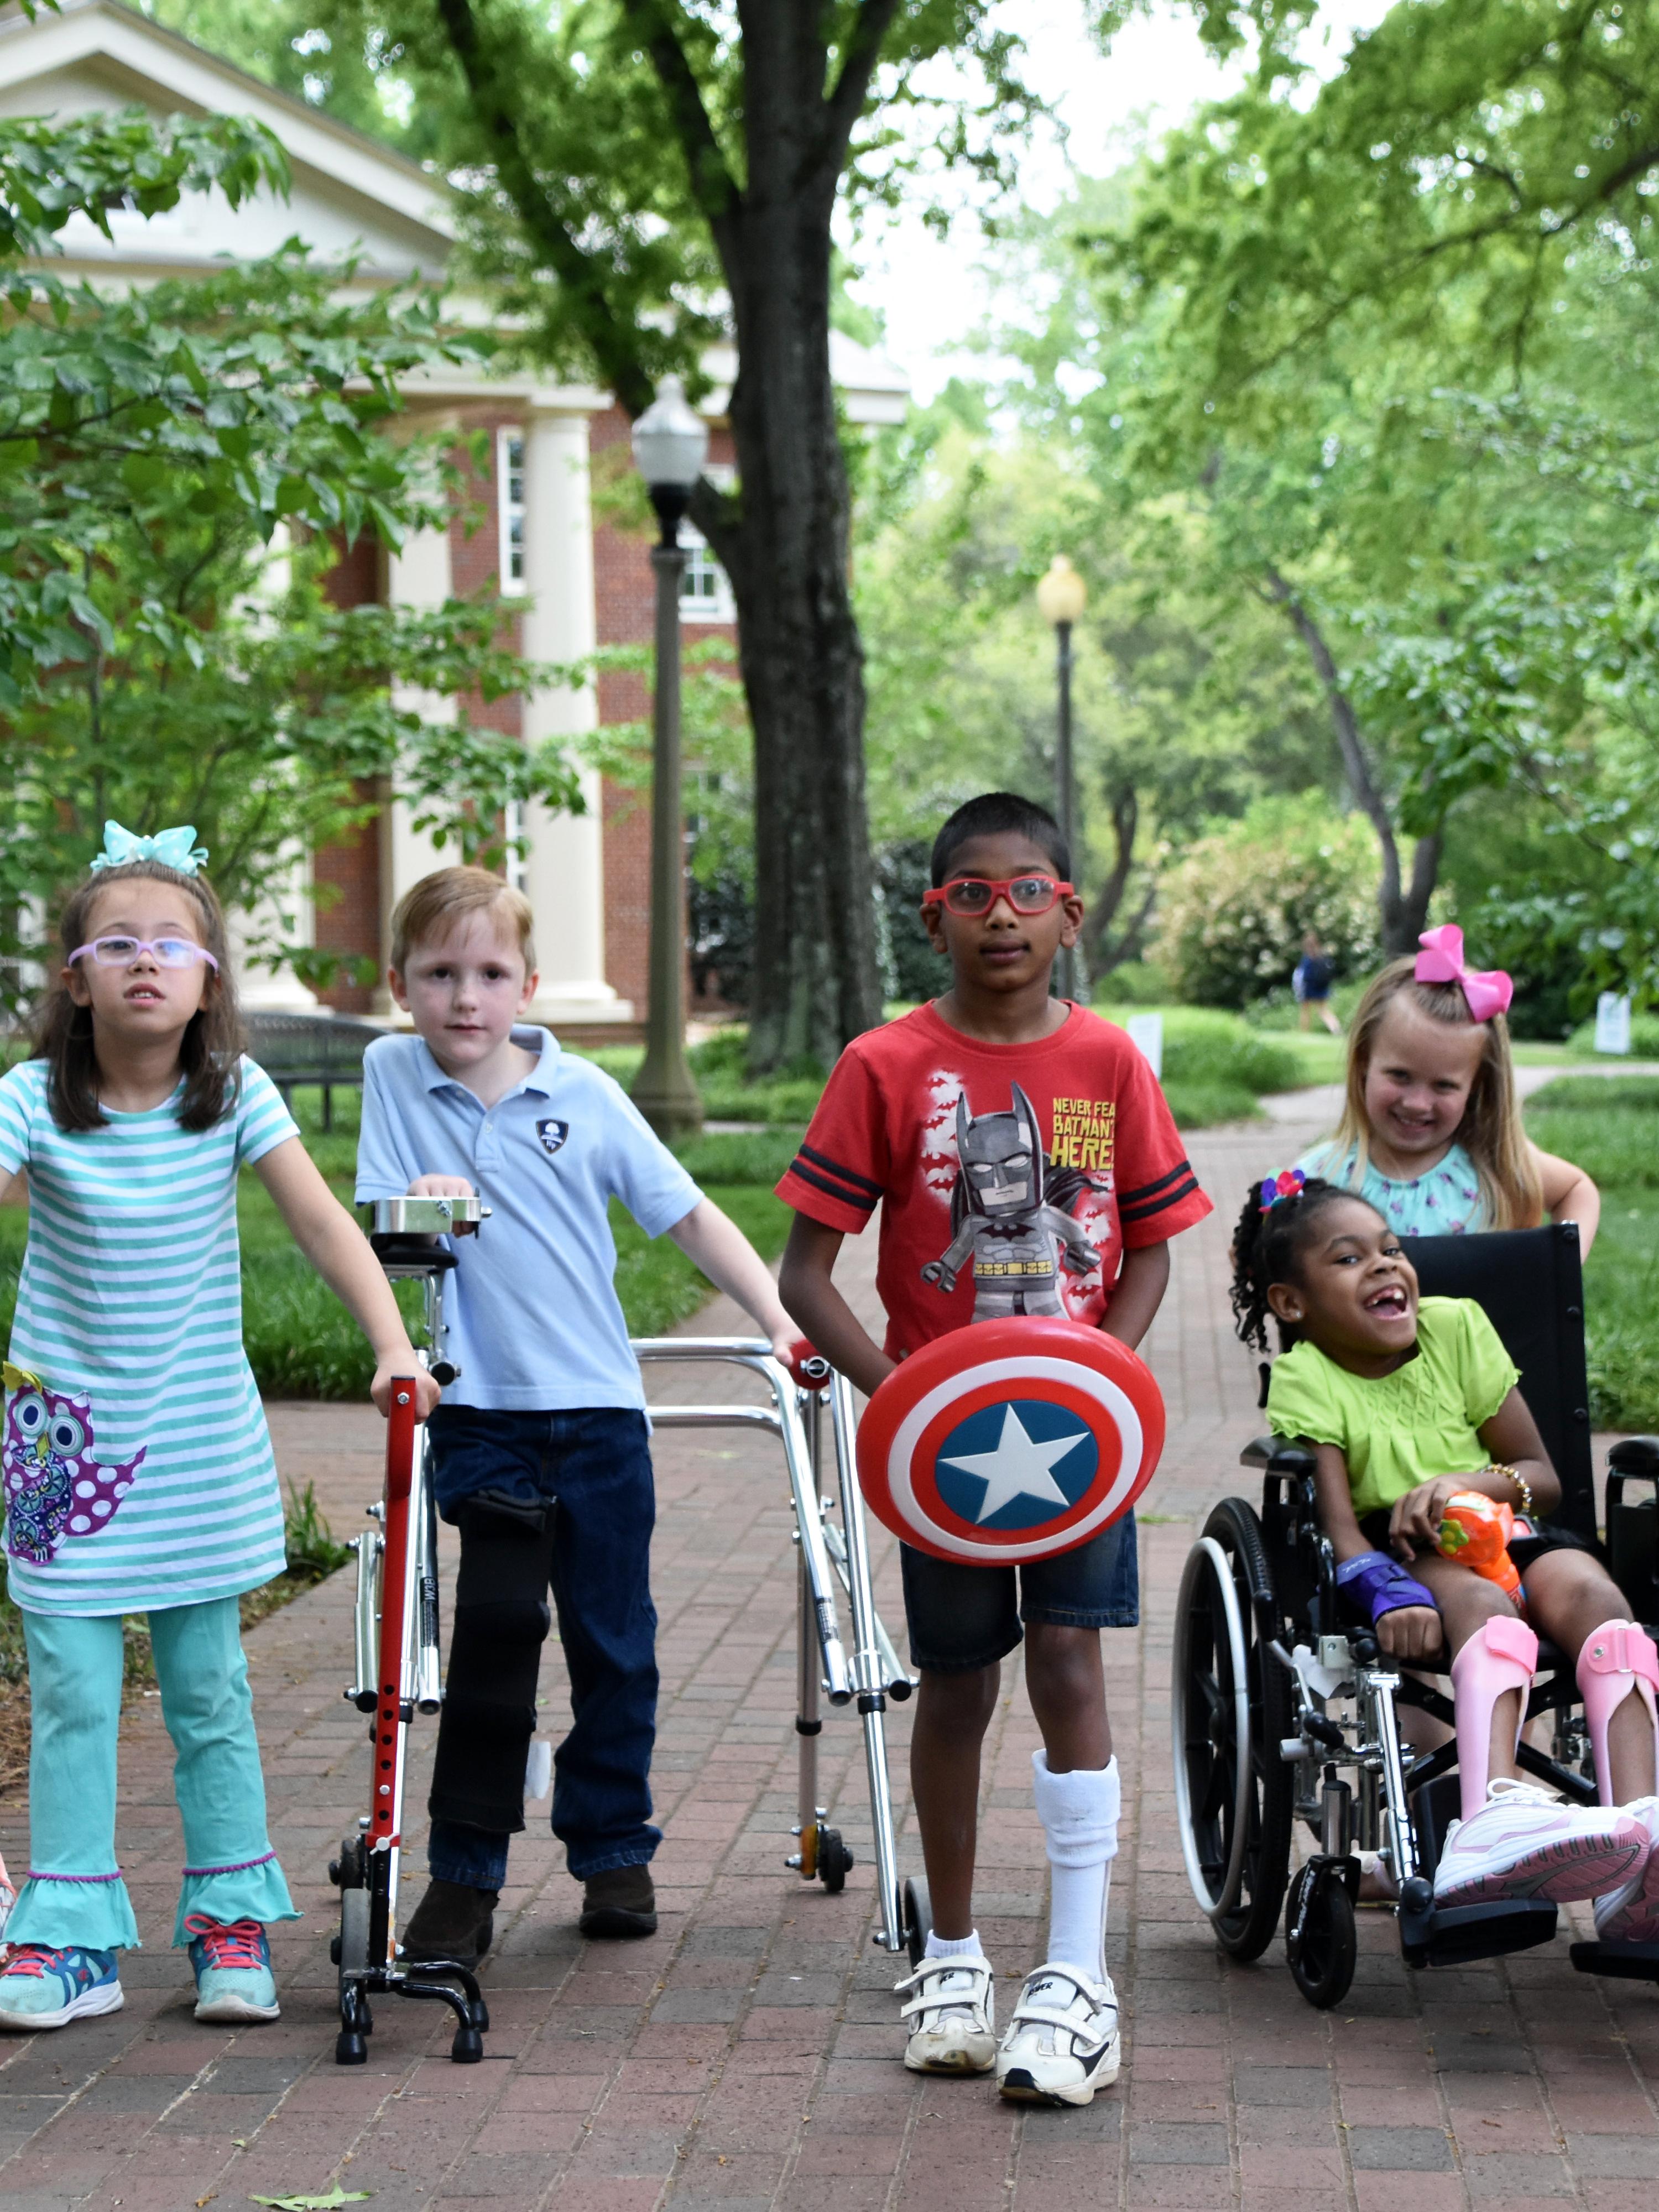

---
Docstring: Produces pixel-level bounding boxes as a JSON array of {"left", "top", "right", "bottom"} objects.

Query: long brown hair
[
  {"left": 1332, "top": 956, "right": 1541, "bottom": 1230},
  {"left": 35, "top": 860, "right": 244, "bottom": 1133}
]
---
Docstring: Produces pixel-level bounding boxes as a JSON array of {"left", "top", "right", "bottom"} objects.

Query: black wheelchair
[{"left": 1171, "top": 1223, "right": 1659, "bottom": 2008}]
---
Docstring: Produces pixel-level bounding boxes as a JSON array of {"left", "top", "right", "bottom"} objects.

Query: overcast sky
[{"left": 848, "top": 0, "right": 1394, "bottom": 402}]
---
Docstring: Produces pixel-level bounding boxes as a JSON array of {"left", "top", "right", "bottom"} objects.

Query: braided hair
[{"left": 1228, "top": 1175, "right": 1384, "bottom": 1356}]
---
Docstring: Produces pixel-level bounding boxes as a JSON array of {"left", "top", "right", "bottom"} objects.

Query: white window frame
[
  {"left": 497, "top": 427, "right": 526, "bottom": 596},
  {"left": 679, "top": 462, "right": 737, "bottom": 623}
]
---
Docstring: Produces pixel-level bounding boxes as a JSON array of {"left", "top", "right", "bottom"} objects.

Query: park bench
[{"left": 242, "top": 1011, "right": 387, "bottom": 1131}]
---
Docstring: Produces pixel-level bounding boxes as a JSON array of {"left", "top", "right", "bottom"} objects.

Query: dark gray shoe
[
  {"left": 401, "top": 1878, "right": 499, "bottom": 1966},
  {"left": 580, "top": 1865, "right": 656, "bottom": 1939}
]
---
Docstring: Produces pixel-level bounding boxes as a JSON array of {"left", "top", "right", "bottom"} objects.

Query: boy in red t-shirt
[{"left": 778, "top": 791, "right": 1210, "bottom": 2107}]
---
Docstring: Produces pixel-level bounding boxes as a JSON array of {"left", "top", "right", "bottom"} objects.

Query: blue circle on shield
[{"left": 931, "top": 1397, "right": 1100, "bottom": 1532}]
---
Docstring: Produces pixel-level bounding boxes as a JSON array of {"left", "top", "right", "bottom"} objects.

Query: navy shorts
[{"left": 899, "top": 1511, "right": 1140, "bottom": 1674}]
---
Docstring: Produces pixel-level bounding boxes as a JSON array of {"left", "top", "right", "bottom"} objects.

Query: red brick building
[{"left": 0, "top": 0, "right": 909, "bottom": 1036}]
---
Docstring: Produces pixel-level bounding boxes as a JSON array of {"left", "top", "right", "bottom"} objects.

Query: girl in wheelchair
[{"left": 1232, "top": 1172, "right": 1659, "bottom": 1946}]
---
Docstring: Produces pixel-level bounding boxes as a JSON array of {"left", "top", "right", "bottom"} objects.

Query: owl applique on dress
[{"left": 1, "top": 1361, "right": 144, "bottom": 1566}]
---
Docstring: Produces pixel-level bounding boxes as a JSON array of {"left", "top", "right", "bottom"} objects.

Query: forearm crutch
[
  {"left": 633, "top": 1338, "right": 921, "bottom": 1958},
  {"left": 330, "top": 1195, "right": 491, "bottom": 2066}
]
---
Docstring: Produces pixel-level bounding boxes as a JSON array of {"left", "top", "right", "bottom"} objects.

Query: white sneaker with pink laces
[
  {"left": 1433, "top": 1778, "right": 1646, "bottom": 1907},
  {"left": 1594, "top": 1796, "right": 1659, "bottom": 1946}
]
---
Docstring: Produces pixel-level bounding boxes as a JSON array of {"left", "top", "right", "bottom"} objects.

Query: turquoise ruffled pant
[{"left": 8, "top": 1597, "right": 299, "bottom": 1952}]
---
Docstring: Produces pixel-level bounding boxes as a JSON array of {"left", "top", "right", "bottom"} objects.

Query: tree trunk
[
  {"left": 696, "top": 213, "right": 881, "bottom": 1070},
  {"left": 687, "top": 14, "right": 886, "bottom": 1073},
  {"left": 1262, "top": 566, "right": 1442, "bottom": 956}
]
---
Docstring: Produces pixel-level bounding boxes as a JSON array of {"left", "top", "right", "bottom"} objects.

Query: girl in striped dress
[{"left": 0, "top": 828, "right": 438, "bottom": 2033}]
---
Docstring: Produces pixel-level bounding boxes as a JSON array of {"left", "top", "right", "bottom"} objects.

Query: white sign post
[
  {"left": 1126, "top": 1013, "right": 1165, "bottom": 1080},
  {"left": 1594, "top": 993, "right": 1632, "bottom": 1056}
]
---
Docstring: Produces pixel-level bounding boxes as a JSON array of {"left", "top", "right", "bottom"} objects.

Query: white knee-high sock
[{"left": 1034, "top": 1750, "right": 1119, "bottom": 1983}]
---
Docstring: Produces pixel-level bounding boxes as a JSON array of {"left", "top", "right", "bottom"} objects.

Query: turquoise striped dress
[{"left": 0, "top": 1056, "right": 299, "bottom": 1615}]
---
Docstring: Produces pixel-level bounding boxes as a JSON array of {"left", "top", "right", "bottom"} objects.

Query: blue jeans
[{"left": 426, "top": 1406, "right": 660, "bottom": 1888}]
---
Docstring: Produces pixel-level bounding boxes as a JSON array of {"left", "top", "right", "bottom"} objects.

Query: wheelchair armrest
[
  {"left": 1240, "top": 1433, "right": 1317, "bottom": 1478},
  {"left": 1609, "top": 1437, "right": 1659, "bottom": 1484}
]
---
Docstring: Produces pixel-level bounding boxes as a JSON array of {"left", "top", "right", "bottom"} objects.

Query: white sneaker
[
  {"left": 1433, "top": 1778, "right": 1646, "bottom": 1907},
  {"left": 1594, "top": 1797, "right": 1659, "bottom": 1946},
  {"left": 896, "top": 1954, "right": 996, "bottom": 2075},
  {"left": 994, "top": 1961, "right": 1120, "bottom": 2106}
]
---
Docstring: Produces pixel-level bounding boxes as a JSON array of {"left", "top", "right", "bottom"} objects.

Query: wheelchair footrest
[
  {"left": 1570, "top": 1938, "right": 1659, "bottom": 1981},
  {"left": 1399, "top": 1893, "right": 1558, "bottom": 1968}
]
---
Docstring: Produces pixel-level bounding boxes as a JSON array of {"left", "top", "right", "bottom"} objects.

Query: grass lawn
[{"left": 1525, "top": 1075, "right": 1659, "bottom": 1431}]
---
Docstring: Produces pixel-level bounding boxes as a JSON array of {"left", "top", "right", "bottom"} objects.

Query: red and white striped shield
[{"left": 855, "top": 1317, "right": 1165, "bottom": 1566}]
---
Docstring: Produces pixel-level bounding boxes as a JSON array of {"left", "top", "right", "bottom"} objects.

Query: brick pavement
[{"left": 0, "top": 1106, "right": 1655, "bottom": 2210}]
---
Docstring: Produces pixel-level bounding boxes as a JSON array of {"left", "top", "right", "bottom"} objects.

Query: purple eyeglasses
[{"left": 68, "top": 935, "right": 220, "bottom": 973}]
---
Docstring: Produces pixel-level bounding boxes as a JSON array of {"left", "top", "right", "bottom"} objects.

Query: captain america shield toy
[{"left": 855, "top": 1317, "right": 1165, "bottom": 1565}]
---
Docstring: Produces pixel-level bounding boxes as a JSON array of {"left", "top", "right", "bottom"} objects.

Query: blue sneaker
[
  {"left": 0, "top": 1944, "right": 123, "bottom": 2031},
  {"left": 185, "top": 1914, "right": 279, "bottom": 2025}
]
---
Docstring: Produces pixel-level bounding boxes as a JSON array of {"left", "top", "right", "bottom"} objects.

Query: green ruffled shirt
[{"left": 1265, "top": 1296, "right": 1520, "bottom": 1518}]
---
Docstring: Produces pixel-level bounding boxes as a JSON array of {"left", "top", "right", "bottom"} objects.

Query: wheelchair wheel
[
  {"left": 1171, "top": 1499, "right": 1294, "bottom": 1960},
  {"left": 902, "top": 1876, "right": 933, "bottom": 1968},
  {"left": 1285, "top": 1863, "right": 1357, "bottom": 2010}
]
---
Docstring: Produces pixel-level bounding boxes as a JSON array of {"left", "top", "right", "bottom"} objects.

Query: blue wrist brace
[{"left": 1335, "top": 1548, "right": 1436, "bottom": 1626}]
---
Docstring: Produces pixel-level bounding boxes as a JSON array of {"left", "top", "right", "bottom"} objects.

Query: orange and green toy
[{"left": 1437, "top": 1490, "right": 1522, "bottom": 1605}]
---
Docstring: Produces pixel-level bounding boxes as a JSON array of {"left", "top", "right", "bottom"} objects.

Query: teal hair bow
[{"left": 88, "top": 821, "right": 209, "bottom": 877}]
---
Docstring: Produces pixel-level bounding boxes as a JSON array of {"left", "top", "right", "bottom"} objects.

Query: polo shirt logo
[{"left": 537, "top": 1118, "right": 570, "bottom": 1157}]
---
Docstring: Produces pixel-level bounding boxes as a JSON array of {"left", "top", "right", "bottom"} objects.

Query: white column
[
  {"left": 518, "top": 408, "right": 630, "bottom": 1024},
  {"left": 232, "top": 524, "right": 319, "bottom": 1009},
  {"left": 373, "top": 520, "right": 454, "bottom": 1018}
]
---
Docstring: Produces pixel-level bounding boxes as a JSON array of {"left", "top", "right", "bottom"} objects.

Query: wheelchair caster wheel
[
  {"left": 451, "top": 2023, "right": 484, "bottom": 2064},
  {"left": 818, "top": 1827, "right": 853, "bottom": 1895},
  {"left": 1285, "top": 1863, "right": 1357, "bottom": 2010},
  {"left": 901, "top": 1875, "right": 933, "bottom": 1968}
]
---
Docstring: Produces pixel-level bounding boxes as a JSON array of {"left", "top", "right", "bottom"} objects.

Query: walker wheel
[
  {"left": 817, "top": 1827, "right": 853, "bottom": 1895},
  {"left": 1285, "top": 1862, "right": 1357, "bottom": 2010},
  {"left": 901, "top": 1876, "right": 933, "bottom": 1968}
]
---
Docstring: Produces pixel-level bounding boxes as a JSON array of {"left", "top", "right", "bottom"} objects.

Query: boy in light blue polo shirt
[{"left": 356, "top": 866, "right": 795, "bottom": 1963}]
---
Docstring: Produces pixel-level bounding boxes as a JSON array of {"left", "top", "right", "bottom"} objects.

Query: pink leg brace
[
  {"left": 1575, "top": 1619, "right": 1659, "bottom": 1806},
  {"left": 1451, "top": 1615, "right": 1538, "bottom": 1821}
]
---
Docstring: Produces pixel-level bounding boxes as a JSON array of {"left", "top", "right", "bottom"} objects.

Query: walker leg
[
  {"left": 791, "top": 1549, "right": 823, "bottom": 1880},
  {"left": 829, "top": 1372, "right": 906, "bottom": 1952}
]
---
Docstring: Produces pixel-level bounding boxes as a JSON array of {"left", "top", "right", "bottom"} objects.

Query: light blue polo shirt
[{"left": 354, "top": 1027, "right": 702, "bottom": 1411}]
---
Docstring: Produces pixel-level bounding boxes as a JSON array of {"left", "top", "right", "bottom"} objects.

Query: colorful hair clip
[
  {"left": 1415, "top": 924, "right": 1512, "bottom": 1022},
  {"left": 1258, "top": 1167, "right": 1306, "bottom": 1213},
  {"left": 89, "top": 820, "right": 208, "bottom": 877}
]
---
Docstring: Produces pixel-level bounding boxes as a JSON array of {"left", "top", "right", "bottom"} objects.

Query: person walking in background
[{"left": 1293, "top": 930, "right": 1342, "bottom": 1034}]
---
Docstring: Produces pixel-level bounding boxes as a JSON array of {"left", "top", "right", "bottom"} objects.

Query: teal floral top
[{"left": 1295, "top": 1139, "right": 1488, "bottom": 1237}]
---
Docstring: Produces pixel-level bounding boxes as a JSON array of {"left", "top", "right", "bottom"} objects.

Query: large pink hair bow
[{"left": 1415, "top": 925, "right": 1513, "bottom": 1022}]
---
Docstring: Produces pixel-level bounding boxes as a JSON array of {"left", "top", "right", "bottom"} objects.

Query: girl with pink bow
[{"left": 1295, "top": 926, "right": 1599, "bottom": 1245}]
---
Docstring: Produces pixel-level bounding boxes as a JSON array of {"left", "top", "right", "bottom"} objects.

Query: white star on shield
[{"left": 939, "top": 1404, "right": 1091, "bottom": 1525}]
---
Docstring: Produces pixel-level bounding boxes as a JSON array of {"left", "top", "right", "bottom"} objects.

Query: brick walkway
[{"left": 1, "top": 1109, "right": 1655, "bottom": 2210}]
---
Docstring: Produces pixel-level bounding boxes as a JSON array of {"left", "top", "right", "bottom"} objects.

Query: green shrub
[
  {"left": 1525, "top": 1083, "right": 1659, "bottom": 1428},
  {"left": 1152, "top": 795, "right": 1382, "bottom": 1008},
  {"left": 1566, "top": 1013, "right": 1659, "bottom": 1061},
  {"left": 675, "top": 1129, "right": 804, "bottom": 1186}
]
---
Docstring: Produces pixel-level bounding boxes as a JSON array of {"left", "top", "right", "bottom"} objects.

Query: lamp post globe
[
  {"left": 629, "top": 374, "right": 709, "bottom": 1142},
  {"left": 1036, "top": 557, "right": 1087, "bottom": 1003},
  {"left": 632, "top": 374, "right": 710, "bottom": 545}
]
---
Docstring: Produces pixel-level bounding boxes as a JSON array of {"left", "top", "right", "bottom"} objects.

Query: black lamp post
[
  {"left": 629, "top": 375, "right": 708, "bottom": 1142},
  {"left": 1036, "top": 555, "right": 1088, "bottom": 1003}
]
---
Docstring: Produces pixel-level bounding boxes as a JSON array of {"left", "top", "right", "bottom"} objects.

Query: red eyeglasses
[{"left": 922, "top": 875, "right": 1076, "bottom": 919}]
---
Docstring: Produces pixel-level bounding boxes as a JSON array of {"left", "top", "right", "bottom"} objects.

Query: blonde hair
[
  {"left": 1332, "top": 957, "right": 1541, "bottom": 1230},
  {"left": 389, "top": 867, "right": 535, "bottom": 975}
]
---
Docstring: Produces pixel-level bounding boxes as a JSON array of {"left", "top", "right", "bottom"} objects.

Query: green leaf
[{"left": 248, "top": 2190, "right": 371, "bottom": 2210}]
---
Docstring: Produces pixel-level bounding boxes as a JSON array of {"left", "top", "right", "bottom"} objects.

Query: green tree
[
  {"left": 160, "top": 0, "right": 1300, "bottom": 1067},
  {"left": 0, "top": 108, "right": 579, "bottom": 990}
]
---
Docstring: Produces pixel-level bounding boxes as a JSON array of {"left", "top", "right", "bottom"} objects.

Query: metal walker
[
  {"left": 329, "top": 1222, "right": 930, "bottom": 2069},
  {"left": 633, "top": 1340, "right": 931, "bottom": 1960},
  {"left": 329, "top": 1194, "right": 491, "bottom": 2067}
]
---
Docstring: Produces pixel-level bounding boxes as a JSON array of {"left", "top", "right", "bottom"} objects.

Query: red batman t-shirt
[{"left": 775, "top": 1002, "right": 1212, "bottom": 1360}]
